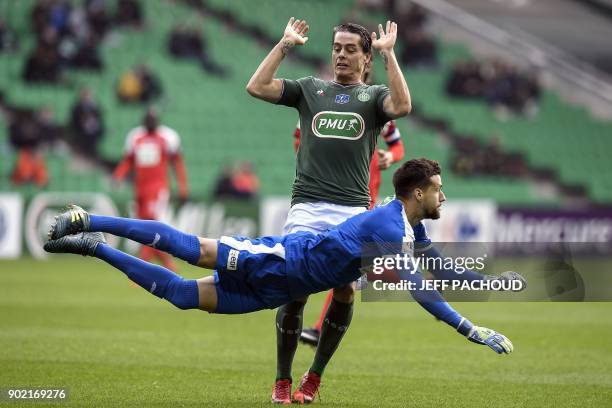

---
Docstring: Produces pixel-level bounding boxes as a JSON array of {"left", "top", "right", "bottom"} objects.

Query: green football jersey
[{"left": 277, "top": 76, "right": 392, "bottom": 207}]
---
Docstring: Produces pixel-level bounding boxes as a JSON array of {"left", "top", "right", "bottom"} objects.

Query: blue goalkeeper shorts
[{"left": 212, "top": 235, "right": 294, "bottom": 314}]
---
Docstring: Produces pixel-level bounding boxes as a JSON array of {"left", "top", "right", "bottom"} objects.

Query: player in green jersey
[{"left": 247, "top": 18, "right": 411, "bottom": 404}]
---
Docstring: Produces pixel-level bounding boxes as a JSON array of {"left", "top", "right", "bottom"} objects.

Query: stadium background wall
[{"left": 2, "top": 193, "right": 612, "bottom": 259}]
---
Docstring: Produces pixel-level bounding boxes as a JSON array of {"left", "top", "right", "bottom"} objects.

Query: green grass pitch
[{"left": 1, "top": 257, "right": 612, "bottom": 407}]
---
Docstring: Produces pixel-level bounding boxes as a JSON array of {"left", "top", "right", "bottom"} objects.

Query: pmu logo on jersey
[
  {"left": 335, "top": 94, "right": 350, "bottom": 104},
  {"left": 312, "top": 111, "right": 365, "bottom": 140}
]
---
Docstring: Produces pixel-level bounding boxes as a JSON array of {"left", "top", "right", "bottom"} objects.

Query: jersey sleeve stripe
[
  {"left": 274, "top": 79, "right": 286, "bottom": 104},
  {"left": 383, "top": 129, "right": 401, "bottom": 144}
]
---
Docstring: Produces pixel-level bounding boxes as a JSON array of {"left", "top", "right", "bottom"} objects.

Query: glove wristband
[{"left": 456, "top": 317, "right": 474, "bottom": 336}]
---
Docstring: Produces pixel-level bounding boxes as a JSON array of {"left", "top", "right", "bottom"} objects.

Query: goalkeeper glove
[
  {"left": 457, "top": 318, "right": 514, "bottom": 354},
  {"left": 488, "top": 271, "right": 527, "bottom": 292}
]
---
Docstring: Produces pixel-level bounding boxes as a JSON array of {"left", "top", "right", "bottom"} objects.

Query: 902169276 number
[{"left": 1, "top": 387, "right": 69, "bottom": 401}]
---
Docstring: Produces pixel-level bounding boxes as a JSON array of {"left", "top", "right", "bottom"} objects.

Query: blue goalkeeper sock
[
  {"left": 89, "top": 215, "right": 201, "bottom": 265},
  {"left": 94, "top": 243, "right": 199, "bottom": 310}
]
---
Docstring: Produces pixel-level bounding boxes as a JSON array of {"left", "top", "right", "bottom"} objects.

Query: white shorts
[{"left": 282, "top": 202, "right": 367, "bottom": 235}]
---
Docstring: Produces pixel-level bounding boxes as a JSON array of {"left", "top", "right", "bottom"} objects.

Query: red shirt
[
  {"left": 113, "top": 125, "right": 188, "bottom": 198},
  {"left": 368, "top": 121, "right": 404, "bottom": 208}
]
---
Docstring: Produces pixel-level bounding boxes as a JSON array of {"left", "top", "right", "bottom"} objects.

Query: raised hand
[
  {"left": 371, "top": 21, "right": 397, "bottom": 53},
  {"left": 282, "top": 17, "right": 309, "bottom": 48}
]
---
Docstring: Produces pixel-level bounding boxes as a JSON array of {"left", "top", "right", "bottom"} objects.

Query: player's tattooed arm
[
  {"left": 380, "top": 50, "right": 389, "bottom": 69},
  {"left": 246, "top": 17, "right": 309, "bottom": 102},
  {"left": 281, "top": 39, "right": 295, "bottom": 56},
  {"left": 372, "top": 21, "right": 412, "bottom": 117}
]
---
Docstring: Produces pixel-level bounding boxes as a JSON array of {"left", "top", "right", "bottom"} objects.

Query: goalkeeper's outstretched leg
[
  {"left": 44, "top": 230, "right": 219, "bottom": 312},
  {"left": 49, "top": 205, "right": 204, "bottom": 266},
  {"left": 45, "top": 206, "right": 287, "bottom": 315}
]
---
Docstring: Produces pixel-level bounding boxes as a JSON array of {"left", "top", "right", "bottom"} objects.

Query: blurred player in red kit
[
  {"left": 293, "top": 118, "right": 405, "bottom": 346},
  {"left": 112, "top": 107, "right": 189, "bottom": 271}
]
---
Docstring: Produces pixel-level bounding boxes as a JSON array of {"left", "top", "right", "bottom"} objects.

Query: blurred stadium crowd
[{"left": 1, "top": 0, "right": 611, "bottom": 206}]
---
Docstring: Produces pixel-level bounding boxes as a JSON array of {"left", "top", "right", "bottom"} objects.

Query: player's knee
[
  {"left": 279, "top": 300, "right": 306, "bottom": 317},
  {"left": 163, "top": 278, "right": 200, "bottom": 310},
  {"left": 332, "top": 283, "right": 355, "bottom": 303}
]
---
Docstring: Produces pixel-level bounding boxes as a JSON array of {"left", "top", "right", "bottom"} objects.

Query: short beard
[{"left": 424, "top": 207, "right": 440, "bottom": 220}]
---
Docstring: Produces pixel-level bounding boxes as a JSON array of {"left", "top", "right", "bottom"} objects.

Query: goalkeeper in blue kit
[{"left": 44, "top": 159, "right": 517, "bottom": 387}]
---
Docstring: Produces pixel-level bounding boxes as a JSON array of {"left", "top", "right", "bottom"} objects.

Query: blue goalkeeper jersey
[
  {"left": 284, "top": 199, "right": 417, "bottom": 298},
  {"left": 215, "top": 198, "right": 465, "bottom": 329}
]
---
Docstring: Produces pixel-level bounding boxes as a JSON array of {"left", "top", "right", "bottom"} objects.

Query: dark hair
[
  {"left": 332, "top": 23, "right": 372, "bottom": 54},
  {"left": 393, "top": 158, "right": 441, "bottom": 199}
]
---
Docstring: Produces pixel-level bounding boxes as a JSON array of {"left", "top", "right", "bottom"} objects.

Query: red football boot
[
  {"left": 292, "top": 371, "right": 321, "bottom": 404},
  {"left": 271, "top": 378, "right": 292, "bottom": 405}
]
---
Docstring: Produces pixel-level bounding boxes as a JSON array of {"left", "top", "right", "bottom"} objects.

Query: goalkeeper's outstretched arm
[{"left": 397, "top": 267, "right": 514, "bottom": 354}]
